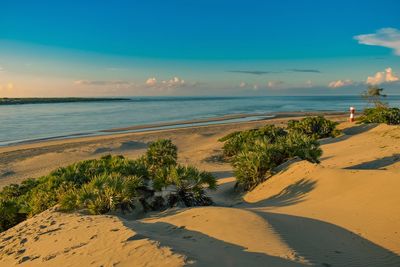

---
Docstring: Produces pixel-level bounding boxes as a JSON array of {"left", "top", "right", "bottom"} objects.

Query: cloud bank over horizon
[
  {"left": 366, "top": 67, "right": 399, "bottom": 85},
  {"left": 328, "top": 79, "right": 354, "bottom": 88}
]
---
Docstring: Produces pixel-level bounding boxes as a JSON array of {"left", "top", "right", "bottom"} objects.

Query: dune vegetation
[
  {"left": 219, "top": 116, "right": 340, "bottom": 190},
  {"left": 0, "top": 139, "right": 217, "bottom": 232},
  {"left": 359, "top": 107, "right": 400, "bottom": 125},
  {"left": 359, "top": 86, "right": 400, "bottom": 125}
]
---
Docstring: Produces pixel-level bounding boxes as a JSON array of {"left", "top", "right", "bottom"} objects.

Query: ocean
[{"left": 1, "top": 95, "right": 399, "bottom": 146}]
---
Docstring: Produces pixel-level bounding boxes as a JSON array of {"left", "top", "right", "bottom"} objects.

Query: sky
[{"left": 0, "top": 0, "right": 400, "bottom": 97}]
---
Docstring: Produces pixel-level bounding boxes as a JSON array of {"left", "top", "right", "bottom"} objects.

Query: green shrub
[
  {"left": 219, "top": 118, "right": 329, "bottom": 190},
  {"left": 233, "top": 140, "right": 286, "bottom": 190},
  {"left": 283, "top": 131, "right": 322, "bottom": 163},
  {"left": 0, "top": 140, "right": 216, "bottom": 232},
  {"left": 146, "top": 139, "right": 178, "bottom": 171},
  {"left": 167, "top": 165, "right": 217, "bottom": 207},
  {"left": 0, "top": 199, "right": 24, "bottom": 232},
  {"left": 287, "top": 116, "right": 341, "bottom": 138},
  {"left": 218, "top": 125, "right": 286, "bottom": 158},
  {"left": 60, "top": 174, "right": 144, "bottom": 214},
  {"left": 359, "top": 107, "right": 400, "bottom": 125},
  {"left": 50, "top": 155, "right": 149, "bottom": 185},
  {"left": 231, "top": 133, "right": 322, "bottom": 190},
  {"left": 0, "top": 179, "right": 39, "bottom": 199}
]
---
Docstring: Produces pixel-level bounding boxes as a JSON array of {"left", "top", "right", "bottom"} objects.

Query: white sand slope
[{"left": 1, "top": 121, "right": 400, "bottom": 266}]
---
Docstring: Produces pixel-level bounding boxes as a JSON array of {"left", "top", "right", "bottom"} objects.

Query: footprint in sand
[
  {"left": 18, "top": 256, "right": 31, "bottom": 263},
  {"left": 2, "top": 236, "right": 13, "bottom": 242},
  {"left": 38, "top": 227, "right": 62, "bottom": 236},
  {"left": 5, "top": 249, "right": 15, "bottom": 256},
  {"left": 16, "top": 249, "right": 26, "bottom": 255},
  {"left": 43, "top": 253, "right": 58, "bottom": 261}
]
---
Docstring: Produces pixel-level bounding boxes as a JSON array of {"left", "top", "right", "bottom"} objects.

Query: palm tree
[{"left": 362, "top": 85, "right": 387, "bottom": 108}]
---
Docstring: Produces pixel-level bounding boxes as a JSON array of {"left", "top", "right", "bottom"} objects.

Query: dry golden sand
[{"left": 1, "top": 117, "right": 400, "bottom": 266}]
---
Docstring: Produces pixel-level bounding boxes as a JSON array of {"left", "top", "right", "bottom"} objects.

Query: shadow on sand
[
  {"left": 345, "top": 154, "right": 400, "bottom": 170},
  {"left": 122, "top": 220, "right": 302, "bottom": 267},
  {"left": 202, "top": 153, "right": 226, "bottom": 164},
  {"left": 211, "top": 170, "right": 234, "bottom": 179},
  {"left": 251, "top": 211, "right": 400, "bottom": 267},
  {"left": 93, "top": 140, "right": 148, "bottom": 154},
  {"left": 121, "top": 210, "right": 400, "bottom": 267},
  {"left": 208, "top": 170, "right": 243, "bottom": 207},
  {"left": 319, "top": 124, "right": 378, "bottom": 145},
  {"left": 241, "top": 179, "right": 317, "bottom": 208}
]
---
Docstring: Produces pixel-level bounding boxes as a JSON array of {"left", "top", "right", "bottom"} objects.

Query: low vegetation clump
[
  {"left": 218, "top": 125, "right": 287, "bottom": 158},
  {"left": 219, "top": 116, "right": 339, "bottom": 190},
  {"left": 287, "top": 116, "right": 341, "bottom": 138},
  {"left": 0, "top": 139, "right": 216, "bottom": 232},
  {"left": 358, "top": 86, "right": 400, "bottom": 125},
  {"left": 359, "top": 107, "right": 400, "bottom": 125}
]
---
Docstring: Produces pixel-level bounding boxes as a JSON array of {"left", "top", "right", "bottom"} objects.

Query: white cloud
[
  {"left": 145, "top": 77, "right": 157, "bottom": 86},
  {"left": 0, "top": 66, "right": 4, "bottom": 72},
  {"left": 239, "top": 82, "right": 247, "bottom": 88},
  {"left": 328, "top": 79, "right": 353, "bottom": 88},
  {"left": 145, "top": 76, "right": 194, "bottom": 91},
  {"left": 74, "top": 80, "right": 131, "bottom": 86},
  {"left": 238, "top": 82, "right": 261, "bottom": 90},
  {"left": 366, "top": 67, "right": 399, "bottom": 85},
  {"left": 354, "top": 28, "right": 400, "bottom": 55},
  {"left": 161, "top": 77, "right": 185, "bottom": 88},
  {"left": 73, "top": 76, "right": 195, "bottom": 94},
  {"left": 267, "top": 80, "right": 284, "bottom": 88},
  {"left": 385, "top": 68, "right": 399, "bottom": 82}
]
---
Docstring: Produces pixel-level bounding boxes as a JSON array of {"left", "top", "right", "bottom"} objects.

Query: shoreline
[
  {"left": 1, "top": 111, "right": 346, "bottom": 148},
  {"left": 0, "top": 111, "right": 349, "bottom": 188},
  {"left": 0, "top": 97, "right": 130, "bottom": 105}
]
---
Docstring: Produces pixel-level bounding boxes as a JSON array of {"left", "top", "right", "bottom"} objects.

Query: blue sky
[{"left": 0, "top": 0, "right": 399, "bottom": 96}]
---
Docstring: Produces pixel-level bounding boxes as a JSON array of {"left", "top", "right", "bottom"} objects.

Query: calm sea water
[{"left": 1, "top": 96, "right": 400, "bottom": 146}]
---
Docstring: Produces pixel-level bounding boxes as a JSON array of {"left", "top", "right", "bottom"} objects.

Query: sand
[{"left": 1, "top": 116, "right": 400, "bottom": 266}]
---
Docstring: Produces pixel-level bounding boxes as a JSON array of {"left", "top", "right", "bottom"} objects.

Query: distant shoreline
[{"left": 0, "top": 97, "right": 130, "bottom": 105}]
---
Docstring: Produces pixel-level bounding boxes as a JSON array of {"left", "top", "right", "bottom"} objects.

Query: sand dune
[{"left": 1, "top": 119, "right": 400, "bottom": 266}]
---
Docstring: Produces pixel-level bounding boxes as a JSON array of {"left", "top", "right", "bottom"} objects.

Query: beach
[
  {"left": 3, "top": 1, "right": 400, "bottom": 266},
  {"left": 0, "top": 113, "right": 344, "bottom": 188},
  {"left": 1, "top": 113, "right": 400, "bottom": 266}
]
